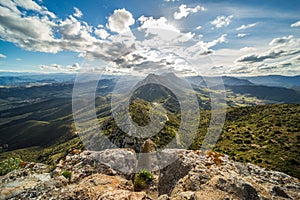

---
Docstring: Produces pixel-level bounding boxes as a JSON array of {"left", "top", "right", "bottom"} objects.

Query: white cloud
[
  {"left": 40, "top": 63, "right": 61, "bottom": 71},
  {"left": 195, "top": 26, "right": 202, "bottom": 30},
  {"left": 237, "top": 33, "right": 248, "bottom": 38},
  {"left": 173, "top": 4, "right": 206, "bottom": 20},
  {"left": 0, "top": 0, "right": 100, "bottom": 55},
  {"left": 0, "top": 0, "right": 20, "bottom": 14},
  {"left": 211, "top": 15, "right": 233, "bottom": 28},
  {"left": 269, "top": 35, "right": 293, "bottom": 46},
  {"left": 138, "top": 16, "right": 180, "bottom": 33},
  {"left": 137, "top": 16, "right": 195, "bottom": 47},
  {"left": 94, "top": 28, "right": 110, "bottom": 39},
  {"left": 66, "top": 63, "right": 80, "bottom": 71},
  {"left": 236, "top": 23, "right": 256, "bottom": 30},
  {"left": 0, "top": 2, "right": 241, "bottom": 76},
  {"left": 0, "top": 53, "right": 6, "bottom": 58},
  {"left": 16, "top": 58, "right": 22, "bottom": 61},
  {"left": 13, "top": 0, "right": 41, "bottom": 12},
  {"left": 255, "top": 55, "right": 300, "bottom": 74},
  {"left": 40, "top": 63, "right": 80, "bottom": 72},
  {"left": 201, "top": 34, "right": 227, "bottom": 49},
  {"left": 291, "top": 20, "right": 300, "bottom": 27},
  {"left": 0, "top": 5, "right": 56, "bottom": 50},
  {"left": 59, "top": 16, "right": 82, "bottom": 38},
  {"left": 74, "top": 7, "right": 83, "bottom": 18},
  {"left": 164, "top": 0, "right": 179, "bottom": 2},
  {"left": 239, "top": 47, "right": 256, "bottom": 52},
  {"left": 235, "top": 35, "right": 300, "bottom": 75},
  {"left": 107, "top": 8, "right": 135, "bottom": 33},
  {"left": 174, "top": 34, "right": 227, "bottom": 63},
  {"left": 3, "top": 0, "right": 56, "bottom": 18}
]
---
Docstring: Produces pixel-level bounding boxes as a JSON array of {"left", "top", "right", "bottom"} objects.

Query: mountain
[
  {"left": 0, "top": 73, "right": 300, "bottom": 179},
  {"left": 1, "top": 95, "right": 299, "bottom": 178},
  {"left": 0, "top": 98, "right": 74, "bottom": 150},
  {"left": 186, "top": 75, "right": 254, "bottom": 87},
  {"left": 0, "top": 76, "right": 36, "bottom": 86},
  {"left": 227, "top": 85, "right": 300, "bottom": 103},
  {"left": 222, "top": 76, "right": 254, "bottom": 86},
  {"left": 240, "top": 75, "right": 300, "bottom": 88}
]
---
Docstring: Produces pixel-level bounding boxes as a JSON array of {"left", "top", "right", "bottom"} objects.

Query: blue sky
[{"left": 0, "top": 0, "right": 299, "bottom": 75}]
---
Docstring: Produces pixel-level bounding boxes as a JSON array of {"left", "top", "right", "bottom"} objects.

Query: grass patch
[
  {"left": 134, "top": 169, "right": 155, "bottom": 191},
  {"left": 0, "top": 157, "right": 22, "bottom": 176}
]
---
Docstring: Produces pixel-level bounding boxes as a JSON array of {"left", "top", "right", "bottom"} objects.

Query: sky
[{"left": 0, "top": 0, "right": 299, "bottom": 76}]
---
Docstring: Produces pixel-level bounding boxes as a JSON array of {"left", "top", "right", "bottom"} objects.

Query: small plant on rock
[
  {"left": 61, "top": 170, "right": 72, "bottom": 181},
  {"left": 134, "top": 169, "right": 155, "bottom": 191},
  {"left": 0, "top": 157, "right": 22, "bottom": 176}
]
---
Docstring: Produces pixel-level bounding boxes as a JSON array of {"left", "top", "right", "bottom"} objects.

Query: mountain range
[{"left": 0, "top": 72, "right": 299, "bottom": 179}]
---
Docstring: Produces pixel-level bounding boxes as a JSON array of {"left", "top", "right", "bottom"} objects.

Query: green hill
[{"left": 214, "top": 104, "right": 300, "bottom": 178}]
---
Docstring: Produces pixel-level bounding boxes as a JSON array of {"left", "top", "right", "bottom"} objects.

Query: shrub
[
  {"left": 0, "top": 157, "right": 22, "bottom": 176},
  {"left": 134, "top": 169, "right": 154, "bottom": 191},
  {"left": 61, "top": 170, "right": 72, "bottom": 180}
]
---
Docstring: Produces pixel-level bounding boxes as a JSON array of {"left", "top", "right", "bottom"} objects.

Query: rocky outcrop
[{"left": 0, "top": 149, "right": 299, "bottom": 200}]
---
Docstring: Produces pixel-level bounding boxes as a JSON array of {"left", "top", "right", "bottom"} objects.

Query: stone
[
  {"left": 271, "top": 186, "right": 291, "bottom": 199},
  {"left": 98, "top": 190, "right": 151, "bottom": 200},
  {"left": 177, "top": 191, "right": 197, "bottom": 200},
  {"left": 240, "top": 183, "right": 259, "bottom": 200},
  {"left": 1, "top": 149, "right": 299, "bottom": 200},
  {"left": 158, "top": 155, "right": 193, "bottom": 195},
  {"left": 158, "top": 194, "right": 170, "bottom": 200}
]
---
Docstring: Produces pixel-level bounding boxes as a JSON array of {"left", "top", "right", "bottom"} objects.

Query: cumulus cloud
[
  {"left": 0, "top": 0, "right": 102, "bottom": 55},
  {"left": 0, "top": 1, "right": 59, "bottom": 52},
  {"left": 137, "top": 16, "right": 197, "bottom": 52},
  {"left": 236, "top": 35, "right": 300, "bottom": 63},
  {"left": 74, "top": 7, "right": 83, "bottom": 18},
  {"left": 229, "top": 65, "right": 256, "bottom": 74},
  {"left": 66, "top": 63, "right": 80, "bottom": 71},
  {"left": 138, "top": 16, "right": 179, "bottom": 33},
  {"left": 164, "top": 0, "right": 179, "bottom": 2},
  {"left": 236, "top": 50, "right": 300, "bottom": 63},
  {"left": 234, "top": 35, "right": 300, "bottom": 75},
  {"left": 291, "top": 20, "right": 300, "bottom": 27},
  {"left": 269, "top": 35, "right": 293, "bottom": 46},
  {"left": 107, "top": 8, "right": 135, "bottom": 33},
  {"left": 40, "top": 63, "right": 80, "bottom": 72},
  {"left": 59, "top": 16, "right": 82, "bottom": 38},
  {"left": 236, "top": 23, "right": 256, "bottom": 30},
  {"left": 199, "top": 34, "right": 227, "bottom": 49},
  {"left": 257, "top": 55, "right": 300, "bottom": 74},
  {"left": 0, "top": 1, "right": 232, "bottom": 75},
  {"left": 40, "top": 63, "right": 61, "bottom": 71},
  {"left": 211, "top": 15, "right": 233, "bottom": 28},
  {"left": 173, "top": 4, "right": 206, "bottom": 20},
  {"left": 0, "top": 53, "right": 6, "bottom": 58},
  {"left": 237, "top": 33, "right": 248, "bottom": 38},
  {"left": 174, "top": 34, "right": 227, "bottom": 62},
  {"left": 1, "top": 0, "right": 56, "bottom": 18},
  {"left": 94, "top": 28, "right": 110, "bottom": 39}
]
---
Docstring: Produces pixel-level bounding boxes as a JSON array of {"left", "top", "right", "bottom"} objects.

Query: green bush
[
  {"left": 61, "top": 170, "right": 72, "bottom": 180},
  {"left": 0, "top": 157, "right": 22, "bottom": 176},
  {"left": 134, "top": 169, "right": 154, "bottom": 191}
]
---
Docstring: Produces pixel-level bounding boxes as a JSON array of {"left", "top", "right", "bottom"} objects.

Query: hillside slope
[{"left": 0, "top": 98, "right": 299, "bottom": 178}]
